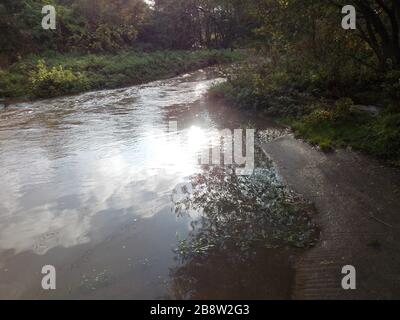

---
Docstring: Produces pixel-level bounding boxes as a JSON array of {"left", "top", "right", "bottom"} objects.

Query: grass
[
  {"left": 290, "top": 113, "right": 371, "bottom": 151},
  {"left": 0, "top": 49, "right": 244, "bottom": 99},
  {"left": 288, "top": 109, "right": 400, "bottom": 165}
]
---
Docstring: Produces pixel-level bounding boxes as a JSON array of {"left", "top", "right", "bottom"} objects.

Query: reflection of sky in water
[{"left": 0, "top": 71, "right": 224, "bottom": 255}]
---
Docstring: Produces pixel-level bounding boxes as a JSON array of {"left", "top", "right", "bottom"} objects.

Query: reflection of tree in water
[{"left": 170, "top": 149, "right": 318, "bottom": 299}]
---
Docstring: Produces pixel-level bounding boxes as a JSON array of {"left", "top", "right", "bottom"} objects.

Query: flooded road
[{"left": 0, "top": 68, "right": 306, "bottom": 299}]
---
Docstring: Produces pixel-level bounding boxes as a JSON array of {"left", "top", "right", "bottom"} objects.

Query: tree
[{"left": 329, "top": 0, "right": 400, "bottom": 68}]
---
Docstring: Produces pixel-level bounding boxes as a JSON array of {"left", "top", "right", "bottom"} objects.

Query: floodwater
[{"left": 0, "top": 69, "right": 295, "bottom": 299}]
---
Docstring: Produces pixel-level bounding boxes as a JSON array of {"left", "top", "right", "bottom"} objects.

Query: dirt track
[{"left": 261, "top": 135, "right": 400, "bottom": 300}]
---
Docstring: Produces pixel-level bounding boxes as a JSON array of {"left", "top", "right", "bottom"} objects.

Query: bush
[
  {"left": 0, "top": 70, "right": 27, "bottom": 98},
  {"left": 2, "top": 49, "right": 244, "bottom": 99},
  {"left": 334, "top": 98, "right": 354, "bottom": 119},
  {"left": 381, "top": 70, "right": 400, "bottom": 107},
  {"left": 29, "top": 60, "right": 90, "bottom": 98},
  {"left": 208, "top": 61, "right": 313, "bottom": 117},
  {"left": 303, "top": 98, "right": 354, "bottom": 125},
  {"left": 291, "top": 104, "right": 400, "bottom": 164},
  {"left": 362, "top": 113, "right": 400, "bottom": 161},
  {"left": 304, "top": 105, "right": 334, "bottom": 124}
]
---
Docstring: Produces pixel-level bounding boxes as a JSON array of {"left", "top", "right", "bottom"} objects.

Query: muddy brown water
[{"left": 0, "top": 69, "right": 293, "bottom": 299}]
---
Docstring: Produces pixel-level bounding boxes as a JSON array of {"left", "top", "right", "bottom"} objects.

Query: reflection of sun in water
[
  {"left": 187, "top": 125, "right": 206, "bottom": 148},
  {"left": 93, "top": 125, "right": 219, "bottom": 181},
  {"left": 142, "top": 125, "right": 210, "bottom": 176}
]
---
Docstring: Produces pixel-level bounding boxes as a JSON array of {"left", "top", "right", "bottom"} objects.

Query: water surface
[{"left": 0, "top": 69, "right": 292, "bottom": 299}]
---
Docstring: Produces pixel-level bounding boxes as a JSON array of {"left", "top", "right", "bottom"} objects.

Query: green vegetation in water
[
  {"left": 0, "top": 49, "right": 244, "bottom": 99},
  {"left": 173, "top": 147, "right": 318, "bottom": 260}
]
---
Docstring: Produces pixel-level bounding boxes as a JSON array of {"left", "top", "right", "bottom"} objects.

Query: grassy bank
[
  {"left": 208, "top": 57, "right": 400, "bottom": 166},
  {"left": 288, "top": 102, "right": 400, "bottom": 166},
  {"left": 0, "top": 49, "right": 244, "bottom": 100}
]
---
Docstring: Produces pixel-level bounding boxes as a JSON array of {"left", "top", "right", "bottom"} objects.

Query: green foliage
[
  {"left": 382, "top": 70, "right": 400, "bottom": 104},
  {"left": 0, "top": 70, "right": 27, "bottom": 98},
  {"left": 0, "top": 0, "right": 150, "bottom": 62},
  {"left": 141, "top": 0, "right": 256, "bottom": 50},
  {"left": 67, "top": 0, "right": 149, "bottom": 52},
  {"left": 208, "top": 60, "right": 315, "bottom": 117},
  {"left": 291, "top": 107, "right": 400, "bottom": 163},
  {"left": 303, "top": 108, "right": 335, "bottom": 125},
  {"left": 0, "top": 0, "right": 254, "bottom": 63},
  {"left": 304, "top": 98, "right": 354, "bottom": 125},
  {"left": 206, "top": 2, "right": 400, "bottom": 163},
  {"left": 362, "top": 113, "right": 400, "bottom": 161},
  {"left": 29, "top": 60, "right": 89, "bottom": 98},
  {"left": 0, "top": 49, "right": 243, "bottom": 99}
]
